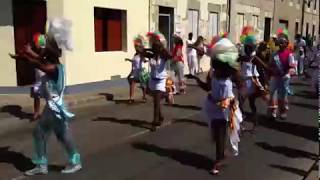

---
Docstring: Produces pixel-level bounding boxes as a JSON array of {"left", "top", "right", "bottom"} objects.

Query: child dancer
[
  {"left": 238, "top": 27, "right": 269, "bottom": 129},
  {"left": 196, "top": 38, "right": 242, "bottom": 175},
  {"left": 126, "top": 35, "right": 148, "bottom": 103},
  {"left": 268, "top": 33, "right": 296, "bottom": 120},
  {"left": 146, "top": 32, "right": 171, "bottom": 131},
  {"left": 17, "top": 20, "right": 82, "bottom": 175}
]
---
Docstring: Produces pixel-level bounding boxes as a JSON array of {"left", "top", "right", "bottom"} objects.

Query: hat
[
  {"left": 147, "top": 31, "right": 167, "bottom": 48},
  {"left": 133, "top": 34, "right": 147, "bottom": 47},
  {"left": 33, "top": 33, "right": 46, "bottom": 48},
  {"left": 210, "top": 38, "right": 239, "bottom": 69},
  {"left": 240, "top": 26, "right": 257, "bottom": 46}
]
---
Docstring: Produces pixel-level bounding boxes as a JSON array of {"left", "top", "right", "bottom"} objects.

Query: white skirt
[{"left": 148, "top": 78, "right": 166, "bottom": 92}]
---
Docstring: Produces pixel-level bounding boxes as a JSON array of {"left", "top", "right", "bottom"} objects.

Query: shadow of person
[
  {"left": 165, "top": 104, "right": 202, "bottom": 111},
  {"left": 290, "top": 102, "right": 318, "bottom": 110},
  {"left": 173, "top": 118, "right": 208, "bottom": 127},
  {"left": 255, "top": 142, "right": 318, "bottom": 160},
  {"left": 0, "top": 146, "right": 34, "bottom": 172},
  {"left": 249, "top": 115, "right": 317, "bottom": 142},
  {"left": 132, "top": 142, "right": 213, "bottom": 171},
  {"left": 269, "top": 164, "right": 307, "bottom": 177},
  {"left": 1, "top": 105, "right": 33, "bottom": 120},
  {"left": 92, "top": 117, "right": 153, "bottom": 130}
]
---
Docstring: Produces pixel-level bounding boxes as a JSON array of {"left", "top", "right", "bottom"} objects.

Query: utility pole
[{"left": 227, "top": 0, "right": 231, "bottom": 33}]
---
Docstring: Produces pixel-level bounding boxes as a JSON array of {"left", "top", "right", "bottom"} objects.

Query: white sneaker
[
  {"left": 24, "top": 165, "right": 48, "bottom": 176},
  {"left": 61, "top": 164, "right": 82, "bottom": 174}
]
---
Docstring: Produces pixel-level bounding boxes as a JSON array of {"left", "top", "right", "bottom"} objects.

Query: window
[
  {"left": 279, "top": 19, "right": 289, "bottom": 29},
  {"left": 314, "top": 0, "right": 317, "bottom": 10},
  {"left": 187, "top": 9, "right": 199, "bottom": 40},
  {"left": 208, "top": 12, "right": 219, "bottom": 38},
  {"left": 306, "top": 23, "right": 309, "bottom": 37},
  {"left": 94, "top": 7, "right": 127, "bottom": 52},
  {"left": 253, "top": 15, "right": 259, "bottom": 29},
  {"left": 295, "top": 22, "right": 299, "bottom": 35},
  {"left": 312, "top": 24, "right": 315, "bottom": 39},
  {"left": 236, "top": 13, "right": 245, "bottom": 42}
]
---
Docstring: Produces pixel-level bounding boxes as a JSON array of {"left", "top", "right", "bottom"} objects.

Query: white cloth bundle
[{"left": 47, "top": 17, "right": 73, "bottom": 51}]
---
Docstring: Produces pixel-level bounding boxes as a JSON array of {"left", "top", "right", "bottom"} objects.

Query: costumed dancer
[
  {"left": 9, "top": 33, "right": 46, "bottom": 121},
  {"left": 15, "top": 18, "right": 81, "bottom": 175},
  {"left": 195, "top": 37, "right": 243, "bottom": 175},
  {"left": 126, "top": 35, "right": 148, "bottom": 103},
  {"left": 186, "top": 32, "right": 198, "bottom": 75},
  {"left": 146, "top": 32, "right": 171, "bottom": 131},
  {"left": 294, "top": 34, "right": 307, "bottom": 76},
  {"left": 238, "top": 26, "right": 269, "bottom": 129},
  {"left": 268, "top": 32, "right": 296, "bottom": 120},
  {"left": 171, "top": 33, "right": 186, "bottom": 94}
]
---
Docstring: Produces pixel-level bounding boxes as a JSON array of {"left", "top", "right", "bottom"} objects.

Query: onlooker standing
[
  {"left": 186, "top": 33, "right": 197, "bottom": 75},
  {"left": 294, "top": 34, "right": 307, "bottom": 76},
  {"left": 194, "top": 36, "right": 205, "bottom": 74}
]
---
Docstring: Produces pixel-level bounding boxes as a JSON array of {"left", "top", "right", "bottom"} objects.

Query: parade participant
[
  {"left": 15, "top": 18, "right": 82, "bottom": 175},
  {"left": 186, "top": 32, "right": 197, "bottom": 75},
  {"left": 146, "top": 32, "right": 171, "bottom": 131},
  {"left": 294, "top": 34, "right": 307, "bottom": 76},
  {"left": 238, "top": 27, "right": 269, "bottom": 129},
  {"left": 311, "top": 44, "right": 320, "bottom": 94},
  {"left": 195, "top": 38, "right": 243, "bottom": 175},
  {"left": 9, "top": 33, "right": 46, "bottom": 121},
  {"left": 268, "top": 33, "right": 296, "bottom": 120},
  {"left": 171, "top": 34, "right": 186, "bottom": 94},
  {"left": 193, "top": 36, "right": 206, "bottom": 74},
  {"left": 126, "top": 35, "right": 148, "bottom": 103},
  {"left": 256, "top": 41, "right": 271, "bottom": 89}
]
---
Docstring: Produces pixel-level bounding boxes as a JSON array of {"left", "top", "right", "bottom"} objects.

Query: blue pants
[{"left": 32, "top": 106, "right": 81, "bottom": 165}]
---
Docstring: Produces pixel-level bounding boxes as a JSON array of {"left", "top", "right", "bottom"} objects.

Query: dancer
[
  {"left": 14, "top": 19, "right": 82, "bottom": 175},
  {"left": 194, "top": 36, "right": 205, "bottom": 74},
  {"left": 146, "top": 32, "right": 171, "bottom": 131},
  {"left": 186, "top": 32, "right": 197, "bottom": 75},
  {"left": 268, "top": 33, "right": 296, "bottom": 120},
  {"left": 126, "top": 35, "right": 148, "bottom": 103},
  {"left": 195, "top": 38, "right": 243, "bottom": 175},
  {"left": 172, "top": 34, "right": 186, "bottom": 94},
  {"left": 10, "top": 33, "right": 46, "bottom": 121},
  {"left": 238, "top": 27, "right": 269, "bottom": 129}
]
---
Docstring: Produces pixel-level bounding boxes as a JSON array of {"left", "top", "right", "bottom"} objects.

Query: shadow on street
[
  {"left": 92, "top": 117, "right": 153, "bottom": 130},
  {"left": 1, "top": 105, "right": 33, "bottom": 120}
]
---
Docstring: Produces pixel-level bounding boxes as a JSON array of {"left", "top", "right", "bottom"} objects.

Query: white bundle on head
[
  {"left": 47, "top": 17, "right": 73, "bottom": 51},
  {"left": 210, "top": 38, "right": 239, "bottom": 69}
]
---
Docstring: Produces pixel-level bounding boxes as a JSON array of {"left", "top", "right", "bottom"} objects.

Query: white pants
[{"left": 187, "top": 54, "right": 198, "bottom": 75}]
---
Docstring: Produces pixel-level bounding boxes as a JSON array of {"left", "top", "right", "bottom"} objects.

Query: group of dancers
[{"left": 9, "top": 17, "right": 318, "bottom": 176}]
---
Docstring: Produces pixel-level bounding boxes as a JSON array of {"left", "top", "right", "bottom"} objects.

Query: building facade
[
  {"left": 0, "top": 0, "right": 227, "bottom": 92},
  {"left": 0, "top": 0, "right": 319, "bottom": 93},
  {"left": 228, "top": 0, "right": 275, "bottom": 43}
]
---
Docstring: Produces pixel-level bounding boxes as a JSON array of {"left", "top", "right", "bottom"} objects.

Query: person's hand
[
  {"left": 9, "top": 53, "right": 18, "bottom": 59},
  {"left": 23, "top": 44, "right": 34, "bottom": 55}
]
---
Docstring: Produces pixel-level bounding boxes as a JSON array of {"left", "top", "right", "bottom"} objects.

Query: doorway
[
  {"left": 158, "top": 6, "right": 174, "bottom": 50},
  {"left": 12, "top": 0, "right": 47, "bottom": 86},
  {"left": 264, "top": 17, "right": 271, "bottom": 41}
]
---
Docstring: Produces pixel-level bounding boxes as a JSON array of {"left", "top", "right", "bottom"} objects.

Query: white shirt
[
  {"left": 131, "top": 54, "right": 143, "bottom": 77},
  {"left": 186, "top": 39, "right": 197, "bottom": 56},
  {"left": 149, "top": 57, "right": 167, "bottom": 80},
  {"left": 295, "top": 39, "right": 306, "bottom": 57},
  {"left": 241, "top": 61, "right": 259, "bottom": 78}
]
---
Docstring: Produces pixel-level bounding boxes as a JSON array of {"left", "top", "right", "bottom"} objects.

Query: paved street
[{"left": 0, "top": 76, "right": 318, "bottom": 180}]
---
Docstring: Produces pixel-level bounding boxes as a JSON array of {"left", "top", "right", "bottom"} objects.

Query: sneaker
[
  {"left": 25, "top": 165, "right": 48, "bottom": 176},
  {"left": 61, "top": 164, "right": 82, "bottom": 174},
  {"left": 280, "top": 113, "right": 287, "bottom": 120}
]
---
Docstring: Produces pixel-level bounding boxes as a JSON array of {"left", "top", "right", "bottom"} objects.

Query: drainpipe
[
  {"left": 272, "top": 0, "right": 276, "bottom": 32},
  {"left": 227, "top": 0, "right": 231, "bottom": 33},
  {"left": 301, "top": 0, "right": 306, "bottom": 35},
  {"left": 148, "top": 0, "right": 151, "bottom": 32}
]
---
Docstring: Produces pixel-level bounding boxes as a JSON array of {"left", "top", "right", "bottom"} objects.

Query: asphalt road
[{"left": 0, "top": 76, "right": 318, "bottom": 180}]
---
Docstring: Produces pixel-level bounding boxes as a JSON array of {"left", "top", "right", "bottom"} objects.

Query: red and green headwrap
[
  {"left": 33, "top": 33, "right": 46, "bottom": 48},
  {"left": 240, "top": 26, "right": 257, "bottom": 46}
]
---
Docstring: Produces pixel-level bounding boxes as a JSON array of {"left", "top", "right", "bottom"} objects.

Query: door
[
  {"left": 13, "top": 0, "right": 47, "bottom": 86},
  {"left": 187, "top": 9, "right": 199, "bottom": 41},
  {"left": 208, "top": 12, "right": 219, "bottom": 38},
  {"left": 159, "top": 6, "right": 174, "bottom": 50},
  {"left": 264, "top": 18, "right": 271, "bottom": 41}
]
